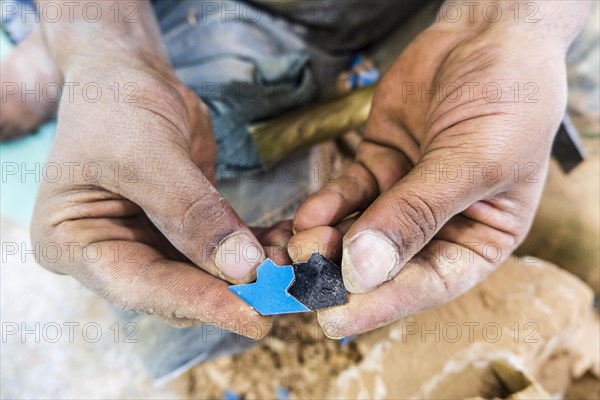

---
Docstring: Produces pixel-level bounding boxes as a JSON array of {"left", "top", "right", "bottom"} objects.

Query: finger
[
  {"left": 318, "top": 239, "right": 496, "bottom": 338},
  {"left": 293, "top": 139, "right": 413, "bottom": 233},
  {"left": 288, "top": 226, "right": 343, "bottom": 263},
  {"left": 120, "top": 151, "right": 264, "bottom": 284},
  {"left": 293, "top": 163, "right": 378, "bottom": 232},
  {"left": 250, "top": 219, "right": 292, "bottom": 238},
  {"left": 252, "top": 220, "right": 294, "bottom": 266},
  {"left": 341, "top": 155, "right": 493, "bottom": 293},
  {"left": 288, "top": 215, "right": 359, "bottom": 264},
  {"left": 75, "top": 240, "right": 271, "bottom": 339},
  {"left": 335, "top": 216, "right": 358, "bottom": 236},
  {"left": 183, "top": 86, "right": 218, "bottom": 186},
  {"left": 0, "top": 25, "right": 62, "bottom": 140}
]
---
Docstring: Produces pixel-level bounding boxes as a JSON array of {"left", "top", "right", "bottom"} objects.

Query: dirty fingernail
[
  {"left": 214, "top": 233, "right": 264, "bottom": 282},
  {"left": 342, "top": 231, "right": 400, "bottom": 293}
]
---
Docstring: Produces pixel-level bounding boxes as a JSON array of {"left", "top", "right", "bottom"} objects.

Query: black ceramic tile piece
[{"left": 288, "top": 253, "right": 348, "bottom": 311}]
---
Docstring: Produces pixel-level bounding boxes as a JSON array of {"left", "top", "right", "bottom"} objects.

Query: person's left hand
[{"left": 289, "top": 17, "right": 571, "bottom": 338}]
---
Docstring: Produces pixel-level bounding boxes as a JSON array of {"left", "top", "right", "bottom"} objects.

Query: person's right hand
[{"left": 30, "top": 62, "right": 277, "bottom": 339}]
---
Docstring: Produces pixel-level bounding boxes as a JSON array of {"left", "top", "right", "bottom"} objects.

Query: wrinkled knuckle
[
  {"left": 173, "top": 278, "right": 222, "bottom": 320},
  {"left": 177, "top": 193, "right": 223, "bottom": 235},
  {"left": 393, "top": 193, "right": 441, "bottom": 246},
  {"left": 30, "top": 220, "right": 72, "bottom": 274},
  {"left": 104, "top": 281, "right": 158, "bottom": 316},
  {"left": 50, "top": 220, "right": 77, "bottom": 244},
  {"left": 425, "top": 256, "right": 480, "bottom": 305},
  {"left": 321, "top": 186, "right": 351, "bottom": 210}
]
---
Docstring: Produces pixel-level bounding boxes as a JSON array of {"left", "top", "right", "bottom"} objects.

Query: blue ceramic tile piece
[
  {"left": 228, "top": 259, "right": 310, "bottom": 315},
  {"left": 275, "top": 387, "right": 290, "bottom": 400},
  {"left": 223, "top": 390, "right": 241, "bottom": 400}
]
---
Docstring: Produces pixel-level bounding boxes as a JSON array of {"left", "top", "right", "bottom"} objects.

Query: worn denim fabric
[{"left": 153, "top": 0, "right": 420, "bottom": 171}]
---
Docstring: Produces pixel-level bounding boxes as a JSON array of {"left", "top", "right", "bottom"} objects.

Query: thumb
[
  {"left": 120, "top": 151, "right": 264, "bottom": 284},
  {"left": 342, "top": 156, "right": 493, "bottom": 293}
]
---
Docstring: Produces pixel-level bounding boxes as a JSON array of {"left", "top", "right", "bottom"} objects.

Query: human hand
[
  {"left": 290, "top": 5, "right": 586, "bottom": 337},
  {"left": 0, "top": 26, "right": 62, "bottom": 140},
  {"left": 30, "top": 62, "right": 285, "bottom": 338}
]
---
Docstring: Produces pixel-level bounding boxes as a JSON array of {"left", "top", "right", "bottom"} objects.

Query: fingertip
[
  {"left": 294, "top": 163, "right": 378, "bottom": 233},
  {"left": 213, "top": 305, "right": 273, "bottom": 340},
  {"left": 294, "top": 187, "right": 360, "bottom": 233},
  {"left": 341, "top": 230, "right": 401, "bottom": 293},
  {"left": 236, "top": 315, "right": 273, "bottom": 340},
  {"left": 317, "top": 288, "right": 398, "bottom": 338},
  {"left": 317, "top": 306, "right": 350, "bottom": 339},
  {"left": 287, "top": 226, "right": 342, "bottom": 263},
  {"left": 211, "top": 287, "right": 273, "bottom": 339},
  {"left": 213, "top": 231, "right": 265, "bottom": 284},
  {"left": 293, "top": 192, "right": 336, "bottom": 232},
  {"left": 258, "top": 223, "right": 294, "bottom": 266}
]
